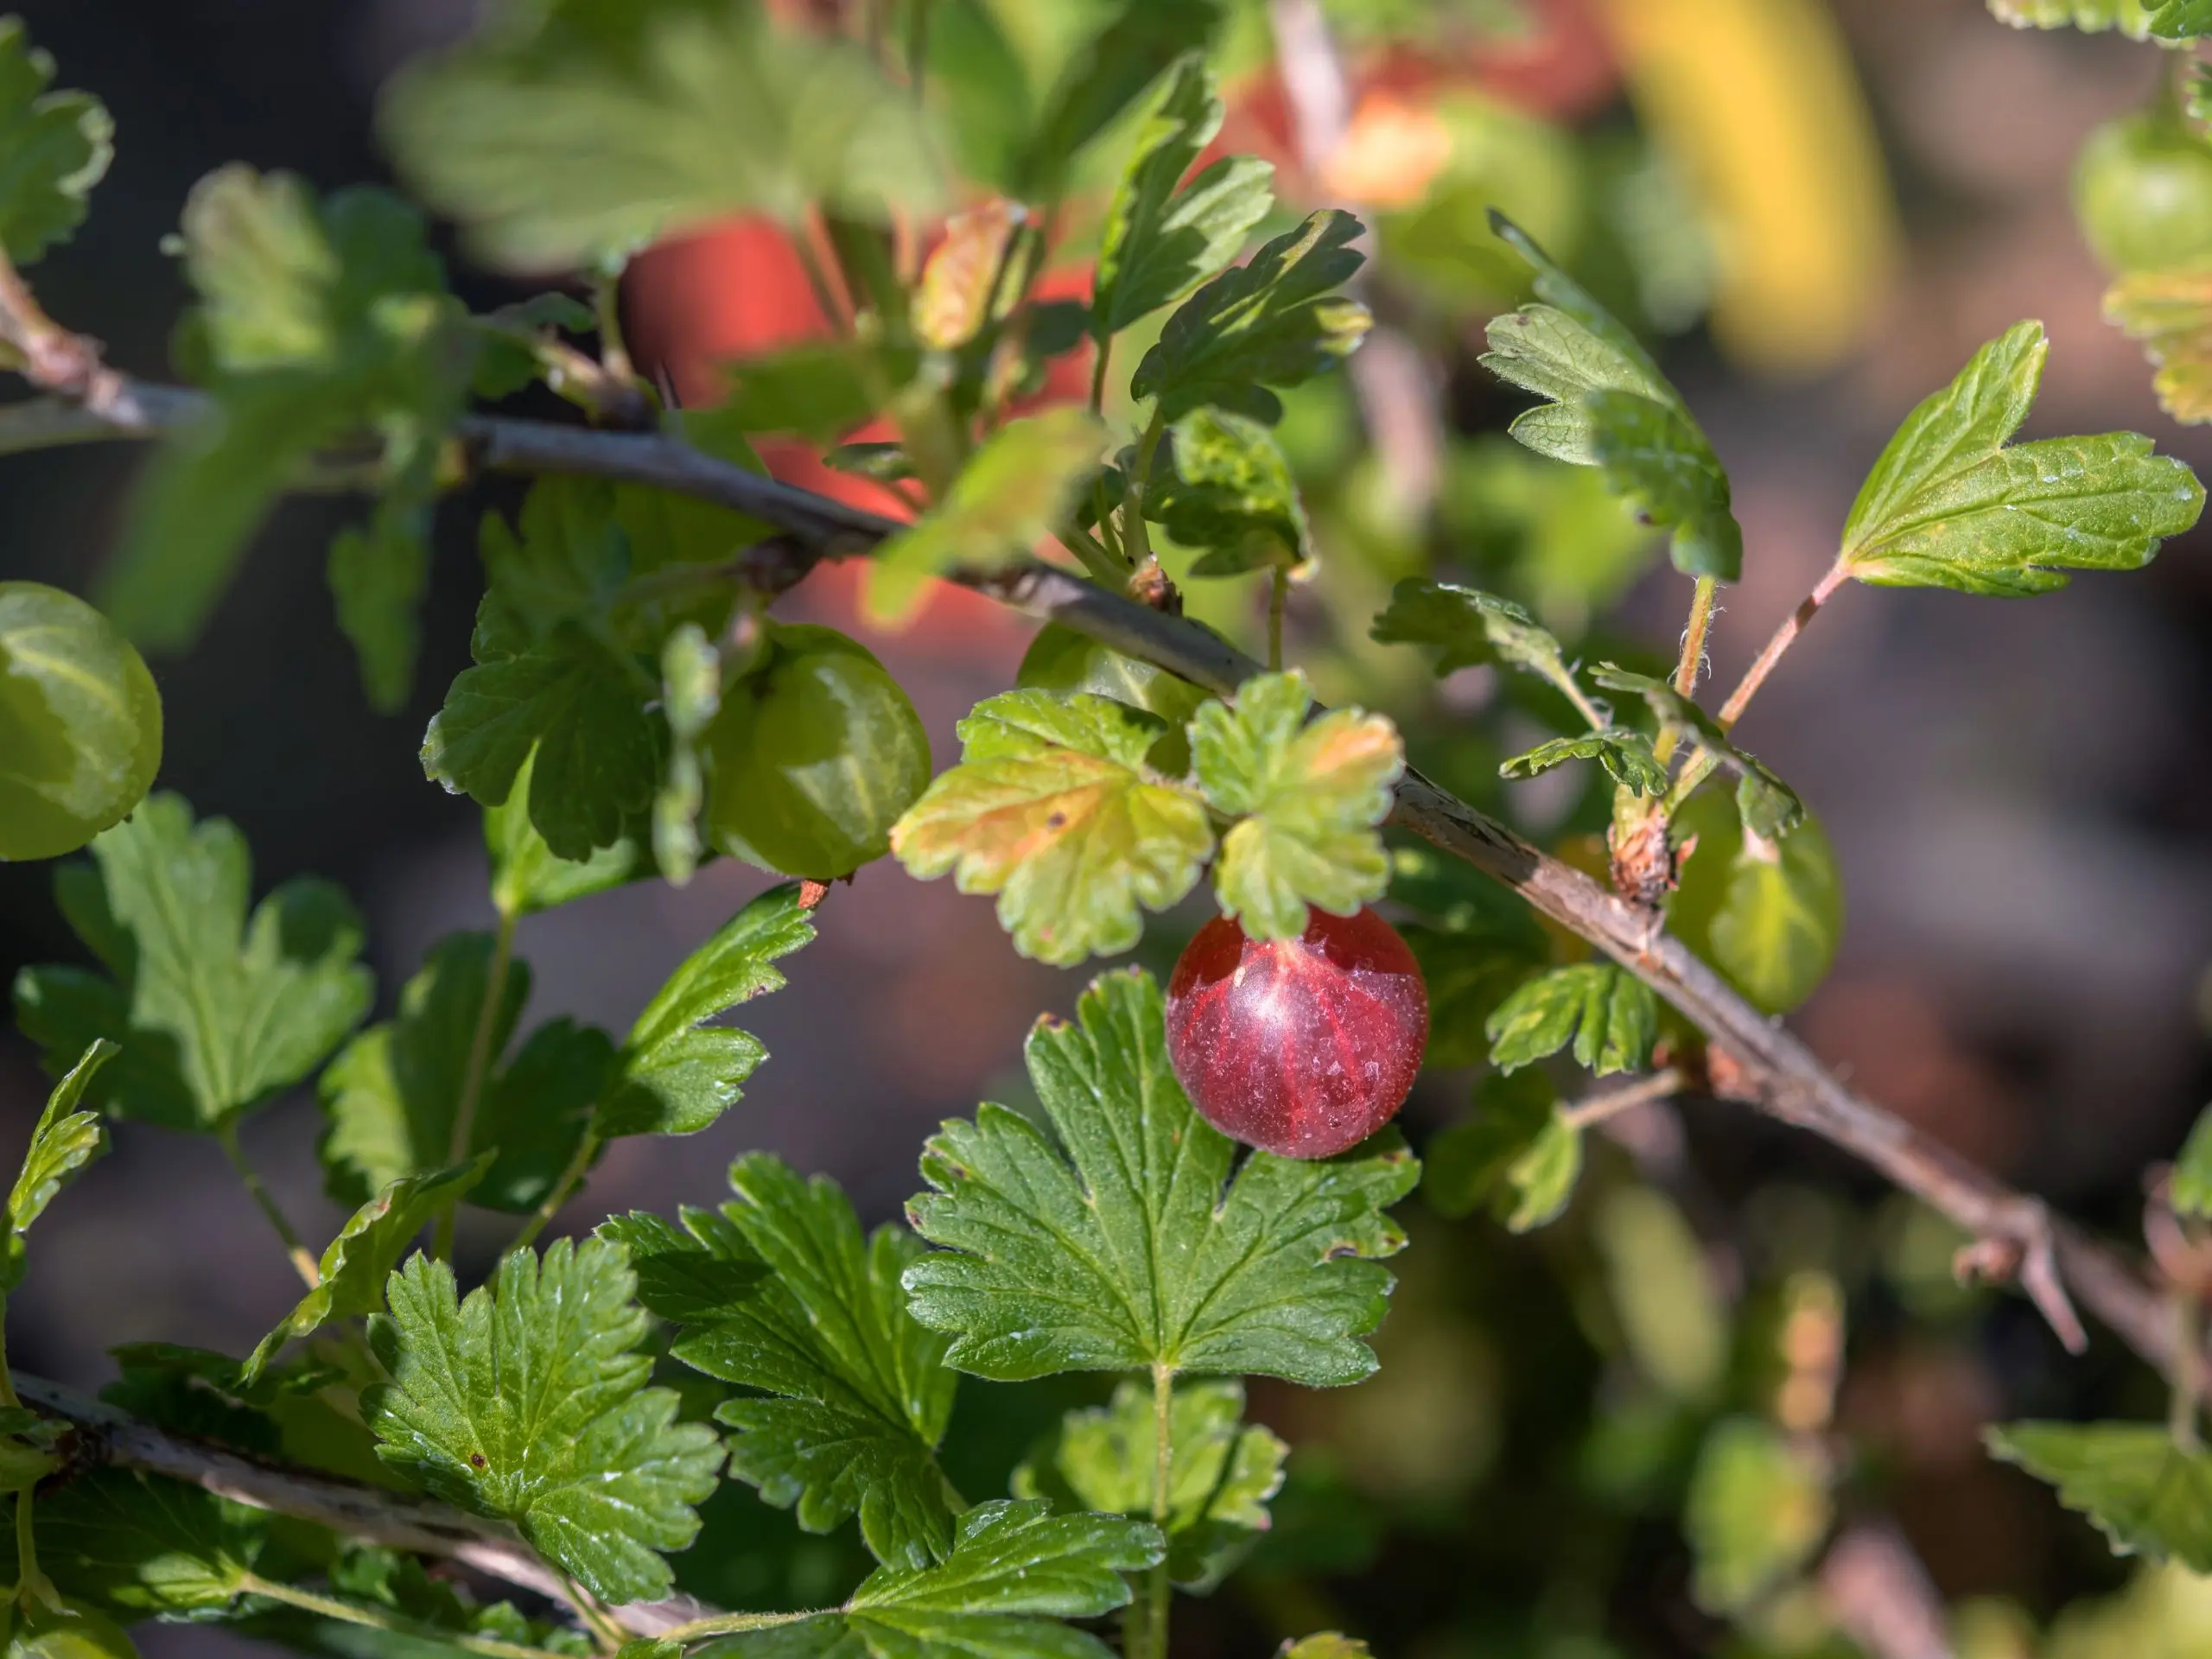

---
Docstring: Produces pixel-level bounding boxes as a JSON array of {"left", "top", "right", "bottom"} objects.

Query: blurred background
[{"left": 4, "top": 0, "right": 2212, "bottom": 1655}]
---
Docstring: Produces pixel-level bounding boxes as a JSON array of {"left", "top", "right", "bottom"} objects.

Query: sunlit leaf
[{"left": 1485, "top": 963, "right": 1656, "bottom": 1078}]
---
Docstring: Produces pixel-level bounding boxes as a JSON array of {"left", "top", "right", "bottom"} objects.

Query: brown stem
[
  {"left": 1716, "top": 560, "right": 1849, "bottom": 731},
  {"left": 15, "top": 363, "right": 2186, "bottom": 1379},
  {"left": 1560, "top": 1069, "right": 1685, "bottom": 1132}
]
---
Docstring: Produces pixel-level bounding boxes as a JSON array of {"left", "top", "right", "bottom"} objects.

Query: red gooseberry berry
[{"left": 1164, "top": 906, "right": 1429, "bottom": 1160}]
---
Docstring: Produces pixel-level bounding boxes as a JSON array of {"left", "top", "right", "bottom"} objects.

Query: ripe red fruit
[{"left": 1164, "top": 907, "right": 1429, "bottom": 1160}]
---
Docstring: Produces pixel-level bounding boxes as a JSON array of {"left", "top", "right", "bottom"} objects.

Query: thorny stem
[
  {"left": 435, "top": 906, "right": 519, "bottom": 1262},
  {"left": 242, "top": 1576, "right": 573, "bottom": 1659},
  {"left": 1674, "top": 575, "right": 1718, "bottom": 698},
  {"left": 218, "top": 1122, "right": 320, "bottom": 1289},
  {"left": 1268, "top": 568, "right": 1288, "bottom": 671},
  {"left": 1122, "top": 411, "right": 1167, "bottom": 579},
  {"left": 508, "top": 1132, "right": 602, "bottom": 1256},
  {"left": 12, "top": 348, "right": 2198, "bottom": 1386},
  {"left": 2173, "top": 1295, "right": 2203, "bottom": 1452}
]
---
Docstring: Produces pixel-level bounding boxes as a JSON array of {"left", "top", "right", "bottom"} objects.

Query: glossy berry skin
[{"left": 1165, "top": 907, "right": 1428, "bottom": 1160}]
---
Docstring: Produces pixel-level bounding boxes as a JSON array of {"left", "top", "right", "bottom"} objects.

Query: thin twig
[
  {"left": 217, "top": 1122, "right": 321, "bottom": 1290},
  {"left": 3, "top": 365, "right": 2179, "bottom": 1376},
  {"left": 1719, "top": 560, "right": 1849, "bottom": 730},
  {"left": 1560, "top": 1069, "right": 1685, "bottom": 1132},
  {"left": 1817, "top": 1522, "right": 1955, "bottom": 1659},
  {"left": 435, "top": 908, "right": 518, "bottom": 1262}
]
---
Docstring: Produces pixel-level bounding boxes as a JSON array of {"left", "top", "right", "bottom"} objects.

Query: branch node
[{"left": 1955, "top": 1201, "right": 2088, "bottom": 1354}]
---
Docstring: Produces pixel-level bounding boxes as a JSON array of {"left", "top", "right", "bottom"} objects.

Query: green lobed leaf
[
  {"left": 1013, "top": 626, "right": 1209, "bottom": 779},
  {"left": 597, "top": 881, "right": 816, "bottom": 1138},
  {"left": 1501, "top": 730, "right": 1665, "bottom": 797},
  {"left": 601, "top": 1154, "right": 959, "bottom": 1570},
  {"left": 1667, "top": 785, "right": 1843, "bottom": 1016},
  {"left": 1130, "top": 210, "right": 1372, "bottom": 424},
  {"left": 382, "top": 1, "right": 943, "bottom": 271},
  {"left": 365, "top": 1239, "right": 725, "bottom": 1605},
  {"left": 105, "top": 169, "right": 471, "bottom": 657},
  {"left": 12, "top": 795, "right": 373, "bottom": 1132},
  {"left": 318, "top": 931, "right": 613, "bottom": 1214},
  {"left": 1091, "top": 54, "right": 1274, "bottom": 341},
  {"left": 1017, "top": 0, "right": 1225, "bottom": 202},
  {"left": 1480, "top": 213, "right": 1741, "bottom": 580},
  {"left": 1685, "top": 1418, "right": 1832, "bottom": 1613},
  {"left": 890, "top": 691, "right": 1213, "bottom": 966},
  {"left": 1988, "top": 1421, "right": 2212, "bottom": 1569},
  {"left": 0, "top": 17, "right": 112, "bottom": 264},
  {"left": 38, "top": 1470, "right": 266, "bottom": 1617},
  {"left": 1147, "top": 409, "right": 1309, "bottom": 575},
  {"left": 245, "top": 1157, "right": 490, "bottom": 1382},
  {"left": 1013, "top": 1378, "right": 1286, "bottom": 1592},
  {"left": 904, "top": 969, "right": 1420, "bottom": 1385},
  {"left": 865, "top": 408, "right": 1107, "bottom": 626},
  {"left": 1589, "top": 664, "right": 1803, "bottom": 839},
  {"left": 327, "top": 510, "right": 430, "bottom": 716},
  {"left": 1369, "top": 579, "right": 1577, "bottom": 684},
  {"left": 1191, "top": 671, "right": 1401, "bottom": 941},
  {"left": 710, "top": 1498, "right": 1164, "bottom": 1659},
  {"left": 7, "top": 1037, "right": 114, "bottom": 1239},
  {"left": 1840, "top": 321, "right": 2204, "bottom": 595},
  {"left": 1484, "top": 963, "right": 1656, "bottom": 1078},
  {"left": 486, "top": 746, "right": 652, "bottom": 918},
  {"left": 2173, "top": 1105, "right": 2212, "bottom": 1220}
]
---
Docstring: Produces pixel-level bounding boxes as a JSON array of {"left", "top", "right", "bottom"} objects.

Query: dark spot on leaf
[
  {"left": 469, "top": 1452, "right": 487, "bottom": 1469},
  {"left": 1046, "top": 810, "right": 1067, "bottom": 830}
]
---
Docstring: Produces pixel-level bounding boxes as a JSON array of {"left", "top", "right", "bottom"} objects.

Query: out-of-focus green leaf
[
  {"left": 1840, "top": 321, "right": 2203, "bottom": 594},
  {"left": 1596, "top": 1185, "right": 1726, "bottom": 1400},
  {"left": 1092, "top": 54, "right": 1274, "bottom": 340},
  {"left": 1370, "top": 579, "right": 1595, "bottom": 713},
  {"left": 382, "top": 1, "right": 942, "bottom": 270},
  {"left": 1017, "top": 0, "right": 1225, "bottom": 203},
  {"left": 485, "top": 747, "right": 651, "bottom": 918},
  {"left": 1131, "top": 210, "right": 1372, "bottom": 424},
  {"left": 1148, "top": 409, "right": 1309, "bottom": 575},
  {"left": 1667, "top": 785, "right": 1843, "bottom": 1015},
  {"left": 2172, "top": 1106, "right": 2212, "bottom": 1219},
  {"left": 12, "top": 795, "right": 372, "bottom": 1132},
  {"left": 1436, "top": 434, "right": 1657, "bottom": 636},
  {"left": 1401, "top": 925, "right": 1544, "bottom": 1071},
  {"left": 1014, "top": 1378, "right": 1285, "bottom": 1592},
  {"left": 6, "top": 1037, "right": 112, "bottom": 1242},
  {"left": 866, "top": 408, "right": 1105, "bottom": 625},
  {"left": 1989, "top": 1422, "right": 2212, "bottom": 1568},
  {"left": 1014, "top": 625, "right": 1209, "bottom": 777},
  {"left": 2105, "top": 267, "right": 2212, "bottom": 424},
  {"left": 1986, "top": 0, "right": 2194, "bottom": 36},
  {"left": 905, "top": 970, "right": 1419, "bottom": 1386},
  {"left": 1590, "top": 664, "right": 1803, "bottom": 840},
  {"left": 1685, "top": 1418, "right": 1832, "bottom": 1612},
  {"left": 1485, "top": 963, "right": 1656, "bottom": 1078},
  {"left": 39, "top": 1470, "right": 266, "bottom": 1617},
  {"left": 1190, "top": 671, "right": 1401, "bottom": 941},
  {"left": 0, "top": 17, "right": 111, "bottom": 264},
  {"left": 327, "top": 511, "right": 430, "bottom": 716},
  {"left": 891, "top": 692, "right": 1212, "bottom": 965}
]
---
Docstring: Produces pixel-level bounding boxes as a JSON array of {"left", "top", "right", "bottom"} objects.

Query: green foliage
[
  {"left": 597, "top": 881, "right": 816, "bottom": 1138},
  {"left": 1667, "top": 785, "right": 1843, "bottom": 1016},
  {"left": 1014, "top": 1379, "right": 1287, "bottom": 1591},
  {"left": 905, "top": 969, "right": 1419, "bottom": 1384},
  {"left": 1684, "top": 1418, "right": 1831, "bottom": 1612},
  {"left": 0, "top": 582, "right": 162, "bottom": 863},
  {"left": 710, "top": 1499, "right": 1164, "bottom": 1659},
  {"left": 601, "top": 1154, "right": 958, "bottom": 1570},
  {"left": 1595, "top": 1186, "right": 1726, "bottom": 1401},
  {"left": 1436, "top": 437, "right": 1658, "bottom": 633},
  {"left": 1013, "top": 626, "right": 1208, "bottom": 778},
  {"left": 2171, "top": 1105, "right": 2212, "bottom": 1218},
  {"left": 246, "top": 1157, "right": 488, "bottom": 1381},
  {"left": 1423, "top": 1071, "right": 1580, "bottom": 1232},
  {"left": 327, "top": 513, "right": 430, "bottom": 716},
  {"left": 891, "top": 691, "right": 1212, "bottom": 966},
  {"left": 485, "top": 746, "right": 651, "bottom": 920},
  {"left": 1485, "top": 963, "right": 1656, "bottom": 1078},
  {"left": 1368, "top": 579, "right": 1598, "bottom": 721},
  {"left": 1481, "top": 213, "right": 1741, "bottom": 581},
  {"left": 1987, "top": 0, "right": 2204, "bottom": 35},
  {"left": 38, "top": 1470, "right": 265, "bottom": 1617},
  {"left": 866, "top": 409, "right": 1106, "bottom": 625},
  {"left": 654, "top": 623, "right": 719, "bottom": 886},
  {"left": 0, "top": 17, "right": 111, "bottom": 264},
  {"left": 1090, "top": 55, "right": 1274, "bottom": 342},
  {"left": 1131, "top": 210, "right": 1372, "bottom": 423},
  {"left": 1988, "top": 1423, "right": 2212, "bottom": 1569},
  {"left": 6, "top": 1037, "right": 112, "bottom": 1245},
  {"left": 382, "top": 0, "right": 941, "bottom": 270},
  {"left": 365, "top": 1239, "right": 724, "bottom": 1605},
  {"left": 1840, "top": 321, "right": 2204, "bottom": 595},
  {"left": 1500, "top": 729, "right": 1665, "bottom": 796},
  {"left": 1016, "top": 0, "right": 1225, "bottom": 203},
  {"left": 1190, "top": 671, "right": 1401, "bottom": 941},
  {"left": 13, "top": 795, "right": 372, "bottom": 1132},
  {"left": 105, "top": 168, "right": 469, "bottom": 677},
  {"left": 1589, "top": 665, "right": 1803, "bottom": 839},
  {"left": 1147, "top": 410, "right": 1310, "bottom": 575}
]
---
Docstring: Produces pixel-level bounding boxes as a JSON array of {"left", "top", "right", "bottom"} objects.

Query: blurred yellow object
[
  {"left": 2104, "top": 265, "right": 2212, "bottom": 423},
  {"left": 1596, "top": 0, "right": 1898, "bottom": 376}
]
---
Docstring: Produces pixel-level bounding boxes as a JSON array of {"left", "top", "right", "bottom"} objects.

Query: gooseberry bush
[{"left": 4, "top": 2, "right": 2212, "bottom": 1656}]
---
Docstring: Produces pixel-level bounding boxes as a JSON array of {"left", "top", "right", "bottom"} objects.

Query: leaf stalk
[
  {"left": 435, "top": 906, "right": 519, "bottom": 1262},
  {"left": 217, "top": 1122, "right": 320, "bottom": 1289}
]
